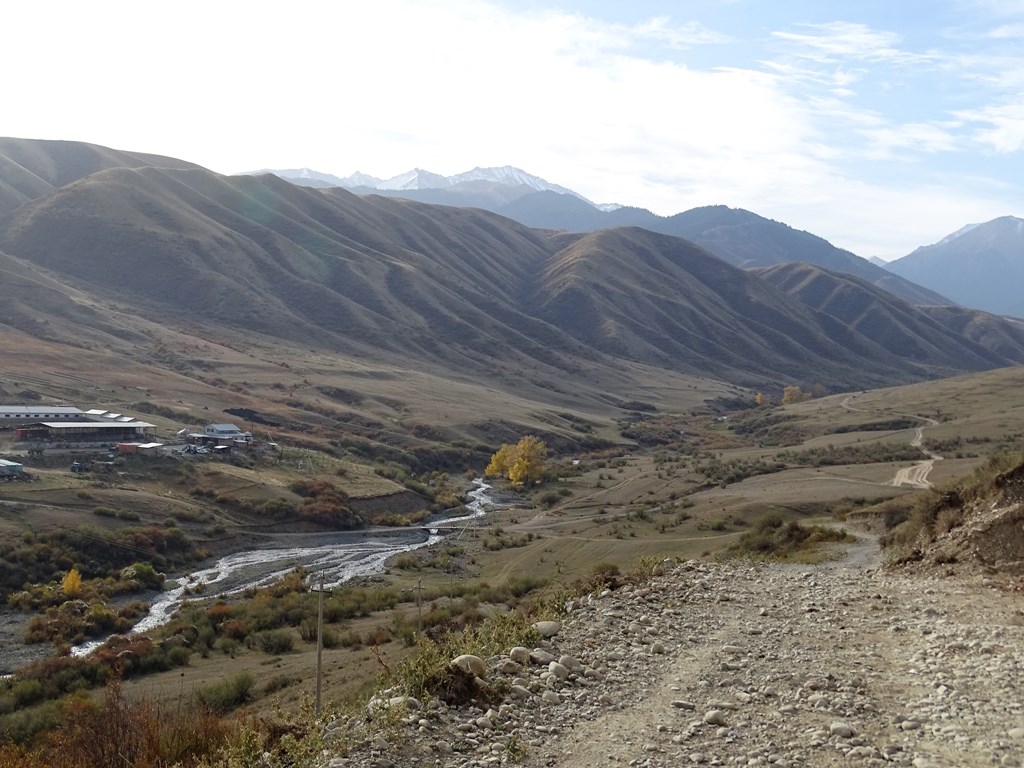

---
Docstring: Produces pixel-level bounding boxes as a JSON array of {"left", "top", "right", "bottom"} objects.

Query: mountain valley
[{"left": 1, "top": 138, "right": 1023, "bottom": 766}]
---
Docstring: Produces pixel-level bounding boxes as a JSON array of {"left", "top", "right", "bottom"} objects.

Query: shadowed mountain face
[
  {"left": 498, "top": 199, "right": 951, "bottom": 307},
  {"left": 886, "top": 216, "right": 1024, "bottom": 318},
  {"left": 754, "top": 263, "right": 1024, "bottom": 372},
  {"left": 0, "top": 139, "right": 1022, "bottom": 400},
  {"left": 250, "top": 168, "right": 949, "bottom": 308}
]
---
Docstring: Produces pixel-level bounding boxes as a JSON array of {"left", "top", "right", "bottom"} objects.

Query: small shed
[{"left": 0, "top": 459, "right": 25, "bottom": 476}]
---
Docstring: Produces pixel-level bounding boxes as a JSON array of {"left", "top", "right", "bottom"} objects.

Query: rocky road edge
[{"left": 321, "top": 537, "right": 1024, "bottom": 768}]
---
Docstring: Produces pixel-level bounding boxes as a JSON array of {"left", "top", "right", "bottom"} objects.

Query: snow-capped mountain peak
[
  {"left": 935, "top": 222, "right": 981, "bottom": 246},
  {"left": 238, "top": 164, "right": 622, "bottom": 209}
]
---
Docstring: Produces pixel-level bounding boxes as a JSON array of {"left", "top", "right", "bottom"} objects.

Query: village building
[
  {"left": 188, "top": 423, "right": 252, "bottom": 446},
  {"left": 0, "top": 406, "right": 86, "bottom": 426},
  {"left": 2, "top": 403, "right": 156, "bottom": 444},
  {"left": 116, "top": 442, "right": 164, "bottom": 455},
  {"left": 0, "top": 459, "right": 24, "bottom": 477},
  {"left": 14, "top": 421, "right": 155, "bottom": 443}
]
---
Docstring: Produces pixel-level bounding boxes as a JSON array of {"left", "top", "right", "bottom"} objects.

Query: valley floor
[{"left": 329, "top": 532, "right": 1024, "bottom": 768}]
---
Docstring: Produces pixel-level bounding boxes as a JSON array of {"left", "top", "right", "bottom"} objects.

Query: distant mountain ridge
[
  {"left": 246, "top": 165, "right": 619, "bottom": 208},
  {"left": 886, "top": 216, "right": 1024, "bottom": 318},
  {"left": 249, "top": 167, "right": 950, "bottom": 307}
]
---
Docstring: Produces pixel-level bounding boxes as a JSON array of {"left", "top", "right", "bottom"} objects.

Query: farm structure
[
  {"left": 0, "top": 406, "right": 85, "bottom": 425},
  {"left": 116, "top": 442, "right": 164, "bottom": 455},
  {"left": 187, "top": 423, "right": 252, "bottom": 447},
  {"left": 0, "top": 459, "right": 24, "bottom": 476},
  {"left": 14, "top": 421, "right": 155, "bottom": 443}
]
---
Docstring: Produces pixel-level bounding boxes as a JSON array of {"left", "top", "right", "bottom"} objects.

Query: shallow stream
[{"left": 72, "top": 479, "right": 493, "bottom": 655}]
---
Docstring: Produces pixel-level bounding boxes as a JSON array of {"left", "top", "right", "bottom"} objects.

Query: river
[{"left": 72, "top": 479, "right": 494, "bottom": 655}]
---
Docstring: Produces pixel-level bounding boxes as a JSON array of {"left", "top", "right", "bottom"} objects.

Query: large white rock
[
  {"left": 829, "top": 721, "right": 855, "bottom": 738},
  {"left": 703, "top": 709, "right": 728, "bottom": 726},
  {"left": 530, "top": 649, "right": 557, "bottom": 665},
  {"left": 533, "top": 620, "right": 561, "bottom": 638},
  {"left": 548, "top": 661, "right": 570, "bottom": 679},
  {"left": 451, "top": 654, "right": 487, "bottom": 678}
]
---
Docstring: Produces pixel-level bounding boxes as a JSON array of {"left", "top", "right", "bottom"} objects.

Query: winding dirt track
[{"left": 840, "top": 396, "right": 941, "bottom": 489}]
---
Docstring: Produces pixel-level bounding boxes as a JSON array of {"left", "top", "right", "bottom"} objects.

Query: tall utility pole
[
  {"left": 416, "top": 577, "right": 423, "bottom": 636},
  {"left": 315, "top": 570, "right": 324, "bottom": 715}
]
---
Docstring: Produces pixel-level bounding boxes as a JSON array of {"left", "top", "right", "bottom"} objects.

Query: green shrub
[
  {"left": 195, "top": 672, "right": 255, "bottom": 714},
  {"left": 263, "top": 674, "right": 299, "bottom": 694},
  {"left": 253, "top": 630, "right": 294, "bottom": 655},
  {"left": 10, "top": 679, "right": 43, "bottom": 708}
]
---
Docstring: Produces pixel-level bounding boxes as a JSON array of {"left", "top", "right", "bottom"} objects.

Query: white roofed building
[{"left": 0, "top": 406, "right": 85, "bottom": 425}]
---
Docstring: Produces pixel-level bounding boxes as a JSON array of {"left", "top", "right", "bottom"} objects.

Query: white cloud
[
  {"left": 627, "top": 17, "right": 732, "bottom": 47},
  {"left": 989, "top": 22, "right": 1024, "bottom": 36},
  {"left": 958, "top": 101, "right": 1024, "bottom": 152},
  {"left": 771, "top": 21, "right": 934, "bottom": 65}
]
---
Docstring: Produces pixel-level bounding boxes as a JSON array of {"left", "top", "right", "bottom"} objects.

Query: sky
[{"left": 4, "top": 0, "right": 1024, "bottom": 259}]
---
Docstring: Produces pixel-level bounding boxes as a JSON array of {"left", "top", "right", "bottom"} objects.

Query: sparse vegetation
[{"left": 725, "top": 514, "right": 850, "bottom": 561}]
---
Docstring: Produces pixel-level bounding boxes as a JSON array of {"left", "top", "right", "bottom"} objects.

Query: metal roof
[
  {"left": 34, "top": 421, "right": 155, "bottom": 429},
  {"left": 0, "top": 406, "right": 84, "bottom": 416}
]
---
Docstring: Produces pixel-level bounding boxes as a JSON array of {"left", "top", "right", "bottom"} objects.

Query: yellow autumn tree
[
  {"left": 485, "top": 443, "right": 516, "bottom": 477},
  {"left": 782, "top": 385, "right": 811, "bottom": 405},
  {"left": 485, "top": 436, "right": 548, "bottom": 486},
  {"left": 754, "top": 392, "right": 770, "bottom": 406},
  {"left": 62, "top": 567, "right": 82, "bottom": 597}
]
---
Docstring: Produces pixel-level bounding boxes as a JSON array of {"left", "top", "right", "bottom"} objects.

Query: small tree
[
  {"left": 485, "top": 443, "right": 516, "bottom": 477},
  {"left": 62, "top": 567, "right": 83, "bottom": 598},
  {"left": 782, "top": 385, "right": 811, "bottom": 405},
  {"left": 508, "top": 435, "right": 547, "bottom": 486},
  {"left": 485, "top": 436, "right": 548, "bottom": 486}
]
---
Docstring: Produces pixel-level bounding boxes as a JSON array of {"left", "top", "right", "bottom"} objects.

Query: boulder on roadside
[
  {"left": 451, "top": 654, "right": 487, "bottom": 678},
  {"left": 533, "top": 620, "right": 561, "bottom": 638}
]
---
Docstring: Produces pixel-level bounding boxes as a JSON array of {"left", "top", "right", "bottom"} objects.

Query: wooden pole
[
  {"left": 416, "top": 577, "right": 423, "bottom": 636},
  {"left": 315, "top": 570, "right": 324, "bottom": 715}
]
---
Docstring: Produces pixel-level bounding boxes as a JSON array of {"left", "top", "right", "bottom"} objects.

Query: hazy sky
[{"left": 5, "top": 0, "right": 1024, "bottom": 258}]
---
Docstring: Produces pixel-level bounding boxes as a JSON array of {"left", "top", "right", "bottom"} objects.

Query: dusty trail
[
  {"left": 840, "top": 396, "right": 942, "bottom": 489},
  {"left": 331, "top": 533, "right": 1024, "bottom": 768},
  {"left": 512, "top": 534, "right": 1024, "bottom": 768}
]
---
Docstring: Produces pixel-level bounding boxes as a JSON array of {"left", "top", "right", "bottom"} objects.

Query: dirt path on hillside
[
  {"left": 841, "top": 395, "right": 942, "bottom": 489},
  {"left": 514, "top": 533, "right": 1024, "bottom": 768},
  {"left": 333, "top": 531, "right": 1024, "bottom": 768}
]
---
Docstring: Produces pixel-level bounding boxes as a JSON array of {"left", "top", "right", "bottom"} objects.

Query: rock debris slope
[{"left": 326, "top": 536, "right": 1024, "bottom": 768}]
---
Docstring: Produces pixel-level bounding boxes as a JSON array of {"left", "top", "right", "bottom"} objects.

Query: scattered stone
[
  {"left": 451, "top": 654, "right": 487, "bottom": 678},
  {"left": 530, "top": 649, "right": 557, "bottom": 665},
  {"left": 534, "top": 620, "right": 562, "bottom": 638},
  {"left": 830, "top": 722, "right": 856, "bottom": 739},
  {"left": 703, "top": 710, "right": 728, "bottom": 726}
]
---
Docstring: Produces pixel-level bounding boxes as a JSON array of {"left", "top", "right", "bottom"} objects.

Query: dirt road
[{"left": 841, "top": 396, "right": 942, "bottom": 489}]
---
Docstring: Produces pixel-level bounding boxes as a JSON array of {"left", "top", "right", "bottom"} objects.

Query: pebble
[{"left": 703, "top": 710, "right": 728, "bottom": 726}]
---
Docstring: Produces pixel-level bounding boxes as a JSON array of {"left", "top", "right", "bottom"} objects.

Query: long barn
[{"left": 14, "top": 421, "right": 155, "bottom": 442}]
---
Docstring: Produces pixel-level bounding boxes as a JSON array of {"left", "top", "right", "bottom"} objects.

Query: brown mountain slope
[
  {"left": 0, "top": 166, "right": 592, "bottom": 373},
  {"left": 533, "top": 228, "right": 931, "bottom": 388},
  {"left": 754, "top": 262, "right": 1023, "bottom": 371},
  {"left": 0, "top": 137, "right": 202, "bottom": 216},
  {"left": 918, "top": 306, "right": 1024, "bottom": 360},
  {"left": 1, "top": 141, "right": 1023, "bottom": 402}
]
